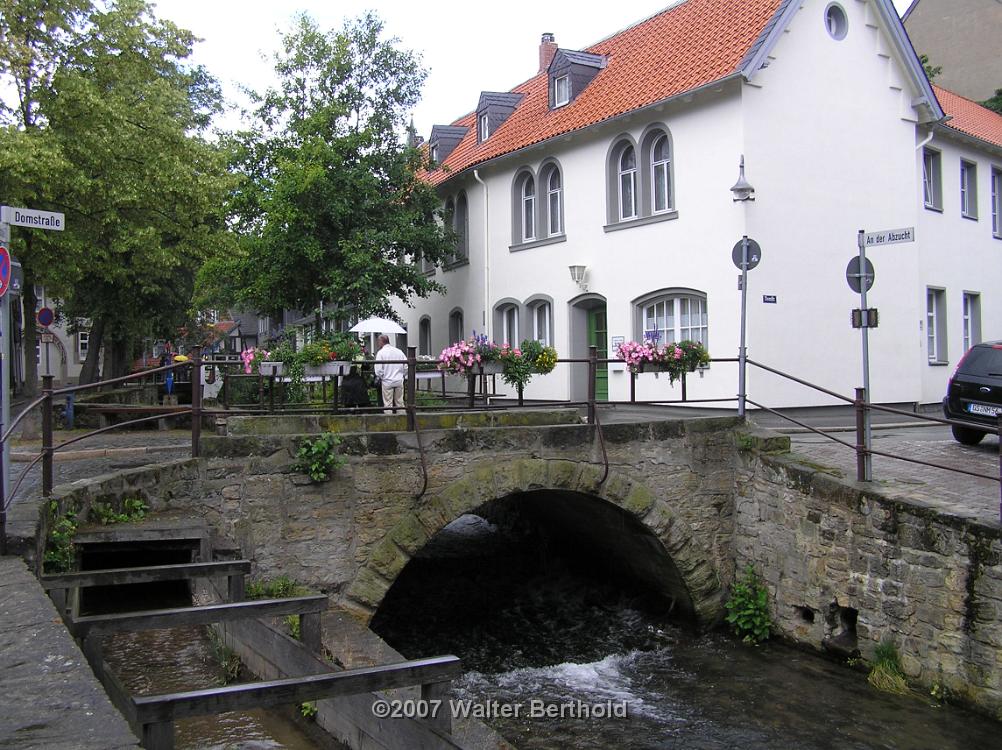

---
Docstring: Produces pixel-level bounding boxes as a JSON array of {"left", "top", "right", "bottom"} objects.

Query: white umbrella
[{"left": 349, "top": 316, "right": 407, "bottom": 335}]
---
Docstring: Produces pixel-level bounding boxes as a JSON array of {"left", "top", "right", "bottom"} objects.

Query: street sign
[
  {"left": 40, "top": 332, "right": 54, "bottom": 344},
  {"left": 846, "top": 256, "right": 875, "bottom": 293},
  {"left": 37, "top": 307, "right": 54, "bottom": 328},
  {"left": 851, "top": 308, "right": 879, "bottom": 328},
  {"left": 731, "top": 238, "right": 761, "bottom": 270},
  {"left": 0, "top": 205, "right": 65, "bottom": 231},
  {"left": 0, "top": 246, "right": 9, "bottom": 299},
  {"left": 762, "top": 295, "right": 777, "bottom": 304},
  {"left": 862, "top": 226, "right": 914, "bottom": 247}
]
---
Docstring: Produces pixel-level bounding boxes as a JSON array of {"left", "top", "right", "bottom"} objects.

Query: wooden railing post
[
  {"left": 587, "top": 346, "right": 597, "bottom": 425},
  {"left": 143, "top": 720, "right": 175, "bottom": 750},
  {"left": 467, "top": 373, "right": 475, "bottom": 408},
  {"left": 406, "top": 346, "right": 417, "bottom": 430},
  {"left": 268, "top": 374, "right": 275, "bottom": 412},
  {"left": 42, "top": 375, "right": 54, "bottom": 496},
  {"left": 855, "top": 387, "right": 866, "bottom": 482},
  {"left": 630, "top": 369, "right": 636, "bottom": 403},
  {"left": 300, "top": 611, "right": 322, "bottom": 654},
  {"left": 227, "top": 572, "right": 245, "bottom": 603},
  {"left": 421, "top": 680, "right": 452, "bottom": 734},
  {"left": 191, "top": 349, "right": 202, "bottom": 458},
  {"left": 222, "top": 370, "right": 229, "bottom": 409}
]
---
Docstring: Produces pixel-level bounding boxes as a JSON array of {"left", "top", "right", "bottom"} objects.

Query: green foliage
[
  {"left": 300, "top": 702, "right": 318, "bottom": 719},
  {"left": 206, "top": 627, "right": 242, "bottom": 685},
  {"left": 196, "top": 12, "right": 454, "bottom": 321},
  {"left": 725, "top": 565, "right": 772, "bottom": 644},
  {"left": 868, "top": 641, "right": 908, "bottom": 695},
  {"left": 292, "top": 431, "right": 346, "bottom": 482},
  {"left": 415, "top": 390, "right": 447, "bottom": 407},
  {"left": 245, "top": 576, "right": 310, "bottom": 641},
  {"left": 44, "top": 503, "right": 79, "bottom": 573},
  {"left": 980, "top": 88, "right": 1002, "bottom": 115},
  {"left": 919, "top": 54, "right": 941, "bottom": 82},
  {"left": 285, "top": 614, "right": 302, "bottom": 640},
  {"left": 89, "top": 497, "right": 148, "bottom": 525}
]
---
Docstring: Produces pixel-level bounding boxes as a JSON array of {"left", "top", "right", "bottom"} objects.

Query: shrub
[
  {"left": 292, "top": 431, "right": 346, "bottom": 482},
  {"left": 725, "top": 565, "right": 771, "bottom": 643},
  {"left": 868, "top": 642, "right": 908, "bottom": 694}
]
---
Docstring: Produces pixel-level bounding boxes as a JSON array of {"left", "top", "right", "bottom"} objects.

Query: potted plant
[
  {"left": 242, "top": 346, "right": 278, "bottom": 375},
  {"left": 298, "top": 334, "right": 365, "bottom": 376},
  {"left": 616, "top": 339, "right": 709, "bottom": 384},
  {"left": 438, "top": 333, "right": 503, "bottom": 375}
]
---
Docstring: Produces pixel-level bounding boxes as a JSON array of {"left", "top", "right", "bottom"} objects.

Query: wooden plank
[
  {"left": 72, "top": 595, "right": 328, "bottom": 637},
  {"left": 142, "top": 720, "right": 174, "bottom": 750},
  {"left": 41, "top": 560, "right": 252, "bottom": 590},
  {"left": 421, "top": 681, "right": 452, "bottom": 735},
  {"left": 133, "top": 656, "right": 463, "bottom": 723}
]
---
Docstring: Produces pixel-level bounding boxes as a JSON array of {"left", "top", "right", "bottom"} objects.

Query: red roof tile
[
  {"left": 933, "top": 85, "right": 1002, "bottom": 149},
  {"left": 424, "top": 0, "right": 786, "bottom": 186}
]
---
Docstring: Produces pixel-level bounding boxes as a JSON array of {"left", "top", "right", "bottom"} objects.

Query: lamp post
[{"left": 731, "top": 156, "right": 756, "bottom": 417}]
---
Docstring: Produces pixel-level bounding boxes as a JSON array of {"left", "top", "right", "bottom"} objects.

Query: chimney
[{"left": 539, "top": 32, "right": 557, "bottom": 74}]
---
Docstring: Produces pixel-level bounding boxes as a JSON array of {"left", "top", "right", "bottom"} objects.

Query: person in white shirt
[{"left": 374, "top": 334, "right": 406, "bottom": 413}]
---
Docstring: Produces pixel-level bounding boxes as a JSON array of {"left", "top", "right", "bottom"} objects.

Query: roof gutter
[{"left": 438, "top": 72, "right": 744, "bottom": 189}]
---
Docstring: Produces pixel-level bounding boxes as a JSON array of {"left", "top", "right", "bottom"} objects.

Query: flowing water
[{"left": 371, "top": 514, "right": 1002, "bottom": 750}]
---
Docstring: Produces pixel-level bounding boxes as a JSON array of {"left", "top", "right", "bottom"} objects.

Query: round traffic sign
[
  {"left": 846, "top": 256, "right": 875, "bottom": 293},
  {"left": 37, "top": 306, "right": 54, "bottom": 328},
  {"left": 0, "top": 245, "right": 9, "bottom": 299},
  {"left": 731, "top": 238, "right": 761, "bottom": 271}
]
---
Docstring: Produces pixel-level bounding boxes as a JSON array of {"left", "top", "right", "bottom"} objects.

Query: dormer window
[
  {"left": 548, "top": 49, "right": 606, "bottom": 109},
  {"left": 428, "top": 125, "right": 468, "bottom": 165},
  {"left": 429, "top": 144, "right": 439, "bottom": 163},
  {"left": 476, "top": 92, "right": 524, "bottom": 144},
  {"left": 554, "top": 76, "right": 570, "bottom": 107}
]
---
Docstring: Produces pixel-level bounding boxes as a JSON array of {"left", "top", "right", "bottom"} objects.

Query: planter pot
[
  {"left": 305, "top": 361, "right": 351, "bottom": 377},
  {"left": 480, "top": 362, "right": 503, "bottom": 375},
  {"left": 259, "top": 361, "right": 284, "bottom": 376}
]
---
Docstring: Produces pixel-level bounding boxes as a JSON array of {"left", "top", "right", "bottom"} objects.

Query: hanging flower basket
[{"left": 616, "top": 340, "right": 710, "bottom": 385}]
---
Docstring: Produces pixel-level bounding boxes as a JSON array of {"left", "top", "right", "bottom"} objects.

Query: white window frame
[
  {"left": 991, "top": 167, "right": 1001, "bottom": 238},
  {"left": 501, "top": 305, "right": 519, "bottom": 347},
  {"left": 532, "top": 302, "right": 552, "bottom": 347},
  {"left": 923, "top": 149, "right": 942, "bottom": 210},
  {"left": 554, "top": 75, "right": 570, "bottom": 107},
  {"left": 547, "top": 168, "right": 562, "bottom": 236},
  {"left": 926, "top": 287, "right": 947, "bottom": 364},
  {"left": 521, "top": 176, "right": 536, "bottom": 242},
  {"left": 960, "top": 160, "right": 978, "bottom": 219},
  {"left": 78, "top": 330, "right": 89, "bottom": 362},
  {"left": 619, "top": 146, "right": 637, "bottom": 220},
  {"left": 430, "top": 143, "right": 439, "bottom": 163},
  {"left": 651, "top": 133, "right": 672, "bottom": 214},
  {"left": 640, "top": 294, "right": 708, "bottom": 348},
  {"left": 962, "top": 292, "right": 981, "bottom": 352},
  {"left": 479, "top": 113, "right": 490, "bottom": 141},
  {"left": 449, "top": 310, "right": 464, "bottom": 343}
]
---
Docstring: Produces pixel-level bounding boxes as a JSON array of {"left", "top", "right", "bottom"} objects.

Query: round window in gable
[{"left": 825, "top": 3, "right": 848, "bottom": 40}]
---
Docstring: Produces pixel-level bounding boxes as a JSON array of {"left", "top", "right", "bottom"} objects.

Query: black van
[{"left": 942, "top": 341, "right": 1002, "bottom": 445}]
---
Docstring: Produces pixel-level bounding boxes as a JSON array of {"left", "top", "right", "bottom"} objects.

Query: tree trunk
[
  {"left": 79, "top": 318, "right": 105, "bottom": 385},
  {"left": 21, "top": 262, "right": 39, "bottom": 398}
]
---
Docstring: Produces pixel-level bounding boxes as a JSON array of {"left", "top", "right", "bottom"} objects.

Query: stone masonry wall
[{"left": 735, "top": 451, "right": 1002, "bottom": 719}]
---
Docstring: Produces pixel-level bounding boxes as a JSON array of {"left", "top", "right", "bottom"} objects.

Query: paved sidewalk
[{"left": 0, "top": 557, "right": 139, "bottom": 749}]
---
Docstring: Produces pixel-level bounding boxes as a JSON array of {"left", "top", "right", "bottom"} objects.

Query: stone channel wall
[{"left": 735, "top": 450, "right": 1002, "bottom": 719}]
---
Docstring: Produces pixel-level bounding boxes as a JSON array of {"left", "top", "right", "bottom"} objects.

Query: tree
[
  {"left": 981, "top": 88, "right": 1002, "bottom": 115},
  {"left": 198, "top": 13, "right": 454, "bottom": 329},
  {"left": 1, "top": 0, "right": 232, "bottom": 385},
  {"left": 919, "top": 54, "right": 941, "bottom": 82}
]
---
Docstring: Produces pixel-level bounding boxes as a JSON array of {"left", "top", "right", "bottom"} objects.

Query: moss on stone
[
  {"left": 623, "top": 483, "right": 656, "bottom": 516},
  {"left": 347, "top": 567, "right": 391, "bottom": 608},
  {"left": 369, "top": 538, "right": 409, "bottom": 580},
  {"left": 389, "top": 515, "right": 430, "bottom": 555}
]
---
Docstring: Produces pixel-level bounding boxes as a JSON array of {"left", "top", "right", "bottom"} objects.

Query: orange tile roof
[
  {"left": 424, "top": 0, "right": 786, "bottom": 186},
  {"left": 933, "top": 85, "right": 1002, "bottom": 149}
]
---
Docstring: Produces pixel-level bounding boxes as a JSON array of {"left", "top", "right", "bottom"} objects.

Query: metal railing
[{"left": 3, "top": 345, "right": 1000, "bottom": 554}]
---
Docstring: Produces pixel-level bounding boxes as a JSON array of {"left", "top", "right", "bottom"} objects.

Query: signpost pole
[
  {"left": 738, "top": 236, "right": 749, "bottom": 417},
  {"left": 0, "top": 221, "right": 8, "bottom": 554},
  {"left": 857, "top": 229, "right": 873, "bottom": 481}
]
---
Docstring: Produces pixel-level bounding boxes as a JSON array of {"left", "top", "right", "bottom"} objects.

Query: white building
[{"left": 395, "top": 0, "right": 1002, "bottom": 408}]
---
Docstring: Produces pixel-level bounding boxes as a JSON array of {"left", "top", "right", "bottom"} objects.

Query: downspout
[
  {"left": 915, "top": 128, "right": 934, "bottom": 151},
  {"left": 473, "top": 169, "right": 491, "bottom": 339}
]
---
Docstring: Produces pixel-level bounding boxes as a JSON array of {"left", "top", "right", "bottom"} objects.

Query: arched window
[
  {"left": 528, "top": 299, "right": 553, "bottom": 347},
  {"left": 619, "top": 146, "right": 637, "bottom": 220},
  {"left": 494, "top": 302, "right": 520, "bottom": 346},
  {"left": 651, "top": 134, "right": 672, "bottom": 213},
  {"left": 636, "top": 290, "right": 708, "bottom": 348},
  {"left": 449, "top": 309, "right": 464, "bottom": 343},
  {"left": 546, "top": 168, "right": 562, "bottom": 236},
  {"left": 521, "top": 176, "right": 536, "bottom": 242},
  {"left": 454, "top": 192, "right": 469, "bottom": 259},
  {"left": 419, "top": 317, "right": 431, "bottom": 355}
]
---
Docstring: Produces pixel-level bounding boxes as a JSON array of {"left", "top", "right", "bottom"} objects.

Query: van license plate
[{"left": 968, "top": 403, "right": 1001, "bottom": 417}]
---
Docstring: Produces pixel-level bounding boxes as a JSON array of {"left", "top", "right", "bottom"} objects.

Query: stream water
[{"left": 371, "top": 513, "right": 1002, "bottom": 750}]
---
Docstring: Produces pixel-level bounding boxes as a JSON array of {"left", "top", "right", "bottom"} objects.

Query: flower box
[
  {"left": 304, "top": 361, "right": 351, "bottom": 377},
  {"left": 259, "top": 361, "right": 284, "bottom": 376},
  {"left": 480, "top": 362, "right": 503, "bottom": 375}
]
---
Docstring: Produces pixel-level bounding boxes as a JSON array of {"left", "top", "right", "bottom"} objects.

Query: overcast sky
[{"left": 153, "top": 0, "right": 916, "bottom": 137}]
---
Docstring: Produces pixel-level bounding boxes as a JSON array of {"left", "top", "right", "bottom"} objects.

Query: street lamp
[{"left": 730, "top": 155, "right": 755, "bottom": 202}]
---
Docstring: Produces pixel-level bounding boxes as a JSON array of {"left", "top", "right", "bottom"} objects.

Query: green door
[{"left": 587, "top": 307, "right": 609, "bottom": 401}]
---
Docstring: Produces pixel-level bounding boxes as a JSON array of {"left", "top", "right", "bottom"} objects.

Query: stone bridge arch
[{"left": 347, "top": 457, "right": 725, "bottom": 626}]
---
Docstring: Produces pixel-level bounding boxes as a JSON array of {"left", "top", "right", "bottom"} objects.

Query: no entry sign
[{"left": 0, "top": 246, "right": 9, "bottom": 299}]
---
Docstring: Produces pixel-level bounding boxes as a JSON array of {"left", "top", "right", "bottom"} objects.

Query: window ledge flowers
[
  {"left": 616, "top": 339, "right": 710, "bottom": 384},
  {"left": 439, "top": 335, "right": 558, "bottom": 391}
]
